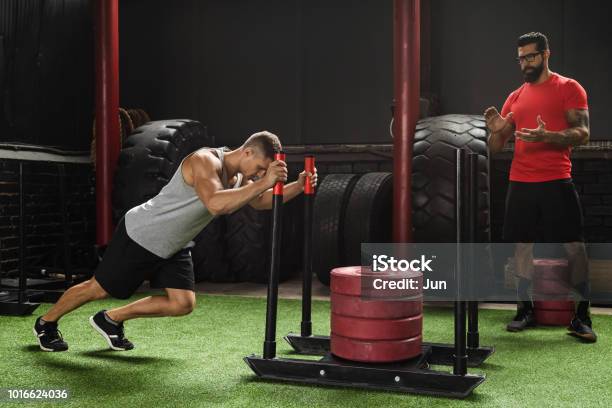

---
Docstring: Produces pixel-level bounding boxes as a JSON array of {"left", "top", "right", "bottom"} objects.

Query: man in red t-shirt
[{"left": 484, "top": 32, "right": 595, "bottom": 342}]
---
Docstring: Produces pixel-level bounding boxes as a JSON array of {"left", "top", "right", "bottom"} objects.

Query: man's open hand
[
  {"left": 484, "top": 106, "right": 514, "bottom": 133},
  {"left": 515, "top": 115, "right": 549, "bottom": 142}
]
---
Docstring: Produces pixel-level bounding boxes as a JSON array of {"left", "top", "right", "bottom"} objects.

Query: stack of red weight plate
[
  {"left": 532, "top": 259, "right": 575, "bottom": 326},
  {"left": 329, "top": 266, "right": 424, "bottom": 363}
]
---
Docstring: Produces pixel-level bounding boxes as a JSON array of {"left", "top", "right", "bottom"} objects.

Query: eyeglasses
[{"left": 516, "top": 52, "right": 542, "bottom": 64}]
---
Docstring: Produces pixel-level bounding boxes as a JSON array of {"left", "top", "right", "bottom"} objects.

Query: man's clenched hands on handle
[{"left": 261, "top": 159, "right": 289, "bottom": 188}]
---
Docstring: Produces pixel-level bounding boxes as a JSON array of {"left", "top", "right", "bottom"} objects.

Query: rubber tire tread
[
  {"left": 313, "top": 174, "right": 359, "bottom": 285},
  {"left": 343, "top": 172, "right": 393, "bottom": 266},
  {"left": 412, "top": 114, "right": 490, "bottom": 242}
]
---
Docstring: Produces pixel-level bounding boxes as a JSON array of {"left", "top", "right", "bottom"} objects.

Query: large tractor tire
[
  {"left": 224, "top": 202, "right": 300, "bottom": 283},
  {"left": 411, "top": 114, "right": 490, "bottom": 242},
  {"left": 192, "top": 217, "right": 234, "bottom": 282},
  {"left": 343, "top": 172, "right": 393, "bottom": 266},
  {"left": 224, "top": 206, "right": 270, "bottom": 283},
  {"left": 312, "top": 174, "right": 359, "bottom": 285},
  {"left": 112, "top": 119, "right": 211, "bottom": 223},
  {"left": 411, "top": 114, "right": 493, "bottom": 292}
]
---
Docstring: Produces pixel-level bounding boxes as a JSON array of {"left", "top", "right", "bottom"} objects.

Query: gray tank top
[{"left": 125, "top": 147, "right": 242, "bottom": 259}]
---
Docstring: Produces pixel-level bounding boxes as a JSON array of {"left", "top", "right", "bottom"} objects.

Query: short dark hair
[
  {"left": 242, "top": 131, "right": 282, "bottom": 160},
  {"left": 517, "top": 32, "right": 549, "bottom": 52}
]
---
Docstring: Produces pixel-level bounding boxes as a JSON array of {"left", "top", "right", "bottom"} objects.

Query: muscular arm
[
  {"left": 191, "top": 154, "right": 272, "bottom": 215},
  {"left": 249, "top": 181, "right": 304, "bottom": 210},
  {"left": 544, "top": 109, "right": 590, "bottom": 147}
]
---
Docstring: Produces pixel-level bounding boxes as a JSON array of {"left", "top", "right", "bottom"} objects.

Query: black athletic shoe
[
  {"left": 33, "top": 317, "right": 68, "bottom": 352},
  {"left": 89, "top": 310, "right": 134, "bottom": 351},
  {"left": 506, "top": 309, "right": 536, "bottom": 332},
  {"left": 567, "top": 316, "right": 597, "bottom": 343}
]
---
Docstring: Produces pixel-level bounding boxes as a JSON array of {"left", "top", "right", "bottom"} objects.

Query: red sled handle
[
  {"left": 273, "top": 152, "right": 286, "bottom": 196},
  {"left": 304, "top": 155, "right": 315, "bottom": 195}
]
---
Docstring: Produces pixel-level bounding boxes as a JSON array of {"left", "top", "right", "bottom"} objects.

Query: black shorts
[
  {"left": 502, "top": 178, "right": 584, "bottom": 243},
  {"left": 94, "top": 217, "right": 195, "bottom": 299}
]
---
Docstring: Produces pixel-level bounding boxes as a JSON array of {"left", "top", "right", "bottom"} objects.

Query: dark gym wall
[
  {"left": 119, "top": 0, "right": 611, "bottom": 146},
  {"left": 119, "top": 0, "right": 393, "bottom": 147},
  {"left": 0, "top": 0, "right": 93, "bottom": 151},
  {"left": 120, "top": 0, "right": 300, "bottom": 147},
  {"left": 301, "top": 1, "right": 393, "bottom": 145}
]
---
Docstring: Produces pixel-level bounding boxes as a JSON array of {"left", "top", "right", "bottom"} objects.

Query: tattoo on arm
[{"left": 548, "top": 109, "right": 590, "bottom": 146}]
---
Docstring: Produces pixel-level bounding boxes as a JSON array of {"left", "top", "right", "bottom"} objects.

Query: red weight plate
[
  {"left": 331, "top": 292, "right": 423, "bottom": 319},
  {"left": 331, "top": 333, "right": 422, "bottom": 363},
  {"left": 533, "top": 258, "right": 570, "bottom": 281},
  {"left": 534, "top": 300, "right": 575, "bottom": 311},
  {"left": 534, "top": 308, "right": 574, "bottom": 326},
  {"left": 330, "top": 266, "right": 363, "bottom": 296},
  {"left": 330, "top": 266, "right": 423, "bottom": 299},
  {"left": 533, "top": 278, "right": 572, "bottom": 296},
  {"left": 331, "top": 313, "right": 422, "bottom": 341}
]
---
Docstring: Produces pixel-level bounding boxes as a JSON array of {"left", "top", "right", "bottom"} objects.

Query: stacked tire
[
  {"left": 312, "top": 172, "right": 395, "bottom": 286},
  {"left": 343, "top": 172, "right": 393, "bottom": 266},
  {"left": 532, "top": 259, "right": 574, "bottom": 326},
  {"left": 330, "top": 266, "right": 423, "bottom": 363},
  {"left": 312, "top": 174, "right": 360, "bottom": 285},
  {"left": 91, "top": 108, "right": 151, "bottom": 170}
]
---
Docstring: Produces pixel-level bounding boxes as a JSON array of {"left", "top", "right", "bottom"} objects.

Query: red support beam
[
  {"left": 94, "top": 0, "right": 120, "bottom": 246},
  {"left": 392, "top": 0, "right": 420, "bottom": 243}
]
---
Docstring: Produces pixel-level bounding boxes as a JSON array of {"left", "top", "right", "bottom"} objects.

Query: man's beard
[{"left": 523, "top": 63, "right": 544, "bottom": 83}]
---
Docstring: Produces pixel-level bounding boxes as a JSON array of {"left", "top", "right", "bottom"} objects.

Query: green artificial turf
[{"left": 1, "top": 294, "right": 611, "bottom": 408}]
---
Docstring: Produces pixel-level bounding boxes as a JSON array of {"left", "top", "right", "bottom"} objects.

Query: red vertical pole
[
  {"left": 94, "top": 0, "right": 120, "bottom": 245},
  {"left": 393, "top": 0, "right": 420, "bottom": 243}
]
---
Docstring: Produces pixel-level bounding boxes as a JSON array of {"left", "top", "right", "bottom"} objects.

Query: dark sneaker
[
  {"left": 506, "top": 309, "right": 536, "bottom": 332},
  {"left": 567, "top": 317, "right": 597, "bottom": 343},
  {"left": 33, "top": 317, "right": 68, "bottom": 352},
  {"left": 89, "top": 310, "right": 134, "bottom": 351}
]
